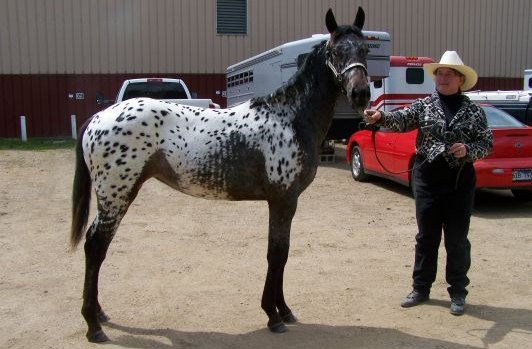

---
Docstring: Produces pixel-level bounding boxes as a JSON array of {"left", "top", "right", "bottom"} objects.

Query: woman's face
[{"left": 434, "top": 68, "right": 464, "bottom": 95}]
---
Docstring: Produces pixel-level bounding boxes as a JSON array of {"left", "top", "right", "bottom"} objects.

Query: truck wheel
[
  {"left": 511, "top": 189, "right": 532, "bottom": 201},
  {"left": 350, "top": 146, "right": 370, "bottom": 182}
]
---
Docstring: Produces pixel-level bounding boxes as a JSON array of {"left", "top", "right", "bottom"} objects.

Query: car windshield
[
  {"left": 123, "top": 81, "right": 188, "bottom": 100},
  {"left": 482, "top": 106, "right": 526, "bottom": 129}
]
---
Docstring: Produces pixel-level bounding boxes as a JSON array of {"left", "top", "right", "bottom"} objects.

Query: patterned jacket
[{"left": 380, "top": 92, "right": 493, "bottom": 168}]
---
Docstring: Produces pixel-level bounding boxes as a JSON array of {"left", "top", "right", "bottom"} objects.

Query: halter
[
  {"left": 325, "top": 45, "right": 368, "bottom": 87},
  {"left": 326, "top": 60, "right": 368, "bottom": 82}
]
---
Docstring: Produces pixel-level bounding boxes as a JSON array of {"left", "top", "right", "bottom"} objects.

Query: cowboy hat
[{"left": 424, "top": 51, "right": 478, "bottom": 91}]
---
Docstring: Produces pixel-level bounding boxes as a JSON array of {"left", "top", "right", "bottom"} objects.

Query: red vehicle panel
[{"left": 346, "top": 105, "right": 532, "bottom": 200}]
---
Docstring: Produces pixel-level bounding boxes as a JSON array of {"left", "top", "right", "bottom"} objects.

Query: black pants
[{"left": 412, "top": 155, "right": 475, "bottom": 297}]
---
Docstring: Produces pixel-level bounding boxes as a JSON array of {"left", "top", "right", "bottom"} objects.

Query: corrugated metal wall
[
  {"left": 1, "top": 0, "right": 530, "bottom": 76},
  {"left": 0, "top": 0, "right": 530, "bottom": 137}
]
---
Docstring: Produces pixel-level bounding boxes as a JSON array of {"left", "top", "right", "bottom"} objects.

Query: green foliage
[{"left": 0, "top": 138, "right": 76, "bottom": 150}]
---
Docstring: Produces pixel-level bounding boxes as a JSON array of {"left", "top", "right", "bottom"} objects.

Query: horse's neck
[{"left": 268, "top": 50, "right": 340, "bottom": 143}]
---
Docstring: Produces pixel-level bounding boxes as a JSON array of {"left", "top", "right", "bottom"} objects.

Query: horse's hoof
[
  {"left": 87, "top": 329, "right": 110, "bottom": 343},
  {"left": 268, "top": 321, "right": 287, "bottom": 333},
  {"left": 281, "top": 312, "right": 298, "bottom": 324},
  {"left": 98, "top": 310, "right": 110, "bottom": 323}
]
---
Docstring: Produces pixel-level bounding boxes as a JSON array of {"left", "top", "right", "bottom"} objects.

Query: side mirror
[{"left": 190, "top": 91, "right": 199, "bottom": 99}]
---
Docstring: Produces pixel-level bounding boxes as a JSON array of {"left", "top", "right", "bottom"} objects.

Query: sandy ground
[{"left": 0, "top": 147, "right": 531, "bottom": 349}]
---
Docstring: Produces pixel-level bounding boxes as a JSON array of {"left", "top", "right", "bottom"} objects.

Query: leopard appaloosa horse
[{"left": 71, "top": 7, "right": 370, "bottom": 342}]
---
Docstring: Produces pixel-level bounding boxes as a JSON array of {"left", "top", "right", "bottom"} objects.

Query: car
[{"left": 345, "top": 105, "right": 532, "bottom": 201}]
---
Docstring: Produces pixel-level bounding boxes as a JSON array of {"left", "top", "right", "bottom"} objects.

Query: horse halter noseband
[
  {"left": 326, "top": 59, "right": 368, "bottom": 83},
  {"left": 325, "top": 41, "right": 368, "bottom": 87}
]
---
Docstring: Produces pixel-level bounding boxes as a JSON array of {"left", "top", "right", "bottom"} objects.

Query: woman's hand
[
  {"left": 449, "top": 143, "right": 467, "bottom": 158},
  {"left": 364, "top": 110, "right": 382, "bottom": 124}
]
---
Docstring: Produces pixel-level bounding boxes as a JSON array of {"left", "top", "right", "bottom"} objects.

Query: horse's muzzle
[{"left": 348, "top": 85, "right": 371, "bottom": 111}]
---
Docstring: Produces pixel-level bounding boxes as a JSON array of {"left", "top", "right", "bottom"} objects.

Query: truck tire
[{"left": 350, "top": 146, "right": 370, "bottom": 182}]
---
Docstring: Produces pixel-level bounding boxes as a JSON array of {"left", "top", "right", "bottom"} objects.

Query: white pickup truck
[
  {"left": 115, "top": 78, "right": 219, "bottom": 108},
  {"left": 464, "top": 70, "right": 532, "bottom": 126}
]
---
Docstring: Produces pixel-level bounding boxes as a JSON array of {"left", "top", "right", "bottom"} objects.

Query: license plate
[{"left": 512, "top": 169, "right": 532, "bottom": 182}]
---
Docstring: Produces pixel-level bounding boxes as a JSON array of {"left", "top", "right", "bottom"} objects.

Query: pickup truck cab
[
  {"left": 465, "top": 90, "right": 532, "bottom": 126},
  {"left": 115, "top": 78, "right": 219, "bottom": 108}
]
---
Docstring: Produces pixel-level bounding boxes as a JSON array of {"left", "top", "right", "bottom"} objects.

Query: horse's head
[{"left": 325, "top": 7, "right": 370, "bottom": 111}]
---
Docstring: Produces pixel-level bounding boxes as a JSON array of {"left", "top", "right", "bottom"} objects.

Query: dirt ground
[{"left": 1, "top": 147, "right": 531, "bottom": 349}]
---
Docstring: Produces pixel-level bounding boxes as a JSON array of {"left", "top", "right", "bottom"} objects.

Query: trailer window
[
  {"left": 406, "top": 68, "right": 424, "bottom": 84},
  {"left": 227, "top": 70, "right": 253, "bottom": 88}
]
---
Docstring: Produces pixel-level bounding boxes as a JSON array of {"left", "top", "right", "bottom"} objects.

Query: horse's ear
[
  {"left": 326, "top": 8, "right": 338, "bottom": 33},
  {"left": 353, "top": 6, "right": 365, "bottom": 30}
]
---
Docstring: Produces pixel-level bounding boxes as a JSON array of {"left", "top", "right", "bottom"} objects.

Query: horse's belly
[
  {"left": 174, "top": 181, "right": 233, "bottom": 200},
  {"left": 167, "top": 155, "right": 268, "bottom": 201}
]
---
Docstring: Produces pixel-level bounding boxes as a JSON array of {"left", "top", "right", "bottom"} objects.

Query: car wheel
[
  {"left": 511, "top": 188, "right": 532, "bottom": 201},
  {"left": 350, "top": 146, "right": 370, "bottom": 182}
]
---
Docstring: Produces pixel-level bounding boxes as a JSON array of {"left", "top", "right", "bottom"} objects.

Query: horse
[{"left": 71, "top": 7, "right": 370, "bottom": 342}]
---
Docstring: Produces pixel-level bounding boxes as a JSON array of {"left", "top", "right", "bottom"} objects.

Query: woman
[{"left": 364, "top": 51, "right": 493, "bottom": 315}]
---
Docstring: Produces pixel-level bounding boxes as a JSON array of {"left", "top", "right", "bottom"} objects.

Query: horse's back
[{"left": 82, "top": 98, "right": 306, "bottom": 203}]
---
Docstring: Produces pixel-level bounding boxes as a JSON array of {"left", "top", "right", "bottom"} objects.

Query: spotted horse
[{"left": 71, "top": 7, "right": 370, "bottom": 342}]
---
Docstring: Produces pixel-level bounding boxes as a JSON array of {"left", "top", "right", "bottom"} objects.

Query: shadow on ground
[{"left": 102, "top": 301, "right": 532, "bottom": 349}]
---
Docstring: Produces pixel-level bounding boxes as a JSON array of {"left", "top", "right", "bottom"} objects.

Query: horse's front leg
[{"left": 262, "top": 197, "right": 298, "bottom": 333}]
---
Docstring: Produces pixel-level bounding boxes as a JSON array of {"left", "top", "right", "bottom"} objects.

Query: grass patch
[{"left": 0, "top": 138, "right": 76, "bottom": 150}]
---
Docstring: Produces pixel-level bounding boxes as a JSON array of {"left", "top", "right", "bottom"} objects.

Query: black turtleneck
[{"left": 438, "top": 91, "right": 463, "bottom": 124}]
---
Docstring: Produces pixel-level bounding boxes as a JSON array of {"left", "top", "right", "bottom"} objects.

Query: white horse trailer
[
  {"left": 371, "top": 56, "right": 435, "bottom": 112},
  {"left": 226, "top": 31, "right": 391, "bottom": 140}
]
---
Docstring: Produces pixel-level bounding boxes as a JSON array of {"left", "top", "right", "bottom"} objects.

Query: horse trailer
[
  {"left": 370, "top": 56, "right": 435, "bottom": 112},
  {"left": 226, "top": 31, "right": 391, "bottom": 140}
]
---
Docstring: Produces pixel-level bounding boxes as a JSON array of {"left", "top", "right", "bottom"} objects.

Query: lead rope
[
  {"left": 454, "top": 162, "right": 465, "bottom": 190},
  {"left": 369, "top": 125, "right": 429, "bottom": 175}
]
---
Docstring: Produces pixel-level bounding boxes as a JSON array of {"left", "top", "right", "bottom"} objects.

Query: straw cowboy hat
[{"left": 424, "top": 51, "right": 478, "bottom": 91}]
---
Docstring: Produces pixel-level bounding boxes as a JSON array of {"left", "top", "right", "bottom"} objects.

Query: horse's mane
[{"left": 250, "top": 41, "right": 329, "bottom": 109}]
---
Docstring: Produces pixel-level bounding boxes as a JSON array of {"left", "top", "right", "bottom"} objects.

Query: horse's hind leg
[
  {"left": 262, "top": 197, "right": 298, "bottom": 333},
  {"left": 276, "top": 268, "right": 298, "bottom": 324},
  {"left": 81, "top": 209, "right": 124, "bottom": 342}
]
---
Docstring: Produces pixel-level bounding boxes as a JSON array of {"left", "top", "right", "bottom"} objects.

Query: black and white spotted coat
[
  {"left": 83, "top": 98, "right": 305, "bottom": 211},
  {"left": 379, "top": 92, "right": 493, "bottom": 168}
]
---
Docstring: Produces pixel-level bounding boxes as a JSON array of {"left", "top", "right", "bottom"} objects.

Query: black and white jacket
[{"left": 380, "top": 92, "right": 493, "bottom": 168}]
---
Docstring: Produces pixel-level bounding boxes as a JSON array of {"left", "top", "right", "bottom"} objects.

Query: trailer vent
[{"left": 217, "top": 0, "right": 247, "bottom": 35}]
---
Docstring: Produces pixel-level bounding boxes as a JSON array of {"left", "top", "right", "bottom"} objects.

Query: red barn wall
[{"left": 0, "top": 74, "right": 226, "bottom": 138}]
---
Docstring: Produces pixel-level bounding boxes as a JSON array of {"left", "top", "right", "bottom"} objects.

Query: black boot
[
  {"left": 401, "top": 290, "right": 429, "bottom": 308},
  {"left": 450, "top": 296, "right": 466, "bottom": 315}
]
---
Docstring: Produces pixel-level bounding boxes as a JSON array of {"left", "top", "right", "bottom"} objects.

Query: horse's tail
[{"left": 71, "top": 119, "right": 92, "bottom": 250}]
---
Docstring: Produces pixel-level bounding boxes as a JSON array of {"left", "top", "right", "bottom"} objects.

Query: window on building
[
  {"left": 217, "top": 0, "right": 247, "bottom": 35},
  {"left": 406, "top": 68, "right": 424, "bottom": 84}
]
